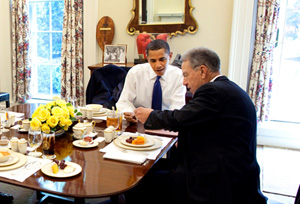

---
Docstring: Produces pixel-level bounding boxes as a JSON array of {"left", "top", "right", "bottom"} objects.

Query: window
[
  {"left": 270, "top": 0, "right": 300, "bottom": 123},
  {"left": 28, "top": 0, "right": 64, "bottom": 100}
]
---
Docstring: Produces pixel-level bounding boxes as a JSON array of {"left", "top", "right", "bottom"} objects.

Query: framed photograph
[{"left": 103, "top": 44, "right": 127, "bottom": 64}]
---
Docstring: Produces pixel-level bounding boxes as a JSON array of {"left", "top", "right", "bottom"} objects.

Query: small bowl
[
  {"left": 86, "top": 104, "right": 103, "bottom": 112},
  {"left": 0, "top": 148, "right": 12, "bottom": 163}
]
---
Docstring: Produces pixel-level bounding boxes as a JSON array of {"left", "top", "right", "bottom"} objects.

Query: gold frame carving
[{"left": 127, "top": 0, "right": 198, "bottom": 38}]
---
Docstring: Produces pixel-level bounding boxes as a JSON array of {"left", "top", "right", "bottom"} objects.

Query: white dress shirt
[{"left": 116, "top": 63, "right": 186, "bottom": 113}]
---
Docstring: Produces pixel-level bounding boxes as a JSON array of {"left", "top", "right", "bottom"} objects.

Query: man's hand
[
  {"left": 123, "top": 112, "right": 138, "bottom": 123},
  {"left": 134, "top": 107, "right": 153, "bottom": 124}
]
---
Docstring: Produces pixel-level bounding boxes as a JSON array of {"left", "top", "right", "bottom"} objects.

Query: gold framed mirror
[{"left": 127, "top": 0, "right": 198, "bottom": 37}]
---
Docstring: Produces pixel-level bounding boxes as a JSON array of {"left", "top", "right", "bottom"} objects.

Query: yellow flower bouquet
[{"left": 30, "top": 99, "right": 78, "bottom": 133}]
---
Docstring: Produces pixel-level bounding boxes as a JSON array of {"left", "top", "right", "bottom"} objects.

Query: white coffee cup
[
  {"left": 22, "top": 119, "right": 30, "bottom": 131},
  {"left": 86, "top": 108, "right": 93, "bottom": 119},
  {"left": 10, "top": 137, "right": 19, "bottom": 152},
  {"left": 80, "top": 107, "right": 87, "bottom": 118},
  {"left": 18, "top": 138, "right": 27, "bottom": 154},
  {"left": 104, "top": 126, "right": 115, "bottom": 143}
]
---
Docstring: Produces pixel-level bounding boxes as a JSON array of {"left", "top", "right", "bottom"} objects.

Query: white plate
[
  {"left": 18, "top": 128, "right": 28, "bottom": 133},
  {"left": 93, "top": 108, "right": 108, "bottom": 116},
  {"left": 72, "top": 131, "right": 98, "bottom": 140},
  {"left": 114, "top": 136, "right": 162, "bottom": 151},
  {"left": 120, "top": 135, "right": 155, "bottom": 148},
  {"left": 41, "top": 161, "right": 82, "bottom": 178},
  {"left": 0, "top": 153, "right": 27, "bottom": 171},
  {"left": 0, "top": 152, "right": 20, "bottom": 167},
  {"left": 73, "top": 140, "right": 99, "bottom": 148}
]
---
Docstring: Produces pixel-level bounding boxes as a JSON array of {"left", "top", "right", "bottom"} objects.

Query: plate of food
[
  {"left": 114, "top": 135, "right": 162, "bottom": 151},
  {"left": 41, "top": 160, "right": 82, "bottom": 178},
  {"left": 120, "top": 135, "right": 155, "bottom": 148},
  {"left": 73, "top": 137, "right": 99, "bottom": 148},
  {"left": 0, "top": 152, "right": 20, "bottom": 167}
]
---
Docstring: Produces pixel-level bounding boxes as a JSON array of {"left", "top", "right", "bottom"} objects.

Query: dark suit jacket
[
  {"left": 86, "top": 65, "right": 131, "bottom": 109},
  {"left": 145, "top": 76, "right": 267, "bottom": 204}
]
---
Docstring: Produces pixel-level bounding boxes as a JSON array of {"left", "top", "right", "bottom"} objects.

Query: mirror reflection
[{"left": 139, "top": 0, "right": 185, "bottom": 24}]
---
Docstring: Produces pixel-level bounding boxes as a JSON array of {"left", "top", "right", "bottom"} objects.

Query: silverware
[{"left": 11, "top": 160, "right": 41, "bottom": 175}]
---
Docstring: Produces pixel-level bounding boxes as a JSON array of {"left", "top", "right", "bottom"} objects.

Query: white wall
[
  {"left": 0, "top": 0, "right": 12, "bottom": 100},
  {"left": 96, "top": 0, "right": 234, "bottom": 76},
  {"left": 0, "top": 0, "right": 234, "bottom": 104}
]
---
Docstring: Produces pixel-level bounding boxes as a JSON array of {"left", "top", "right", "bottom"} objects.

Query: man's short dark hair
[
  {"left": 182, "top": 47, "right": 221, "bottom": 73},
  {"left": 146, "top": 39, "right": 170, "bottom": 56}
]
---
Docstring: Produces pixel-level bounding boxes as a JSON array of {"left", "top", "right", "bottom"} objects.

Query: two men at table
[
  {"left": 131, "top": 47, "right": 267, "bottom": 203},
  {"left": 116, "top": 39, "right": 186, "bottom": 122}
]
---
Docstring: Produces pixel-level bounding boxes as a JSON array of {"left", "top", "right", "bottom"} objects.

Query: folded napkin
[
  {"left": 100, "top": 132, "right": 172, "bottom": 163},
  {"left": 103, "top": 151, "right": 146, "bottom": 164},
  {"left": 94, "top": 137, "right": 105, "bottom": 143},
  {"left": 0, "top": 156, "right": 52, "bottom": 182}
]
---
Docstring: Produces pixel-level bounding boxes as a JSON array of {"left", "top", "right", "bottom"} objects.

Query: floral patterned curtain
[
  {"left": 60, "top": 0, "right": 84, "bottom": 106},
  {"left": 11, "top": 0, "right": 31, "bottom": 103},
  {"left": 248, "top": 0, "right": 280, "bottom": 122}
]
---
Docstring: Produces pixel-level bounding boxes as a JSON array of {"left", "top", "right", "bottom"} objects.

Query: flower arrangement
[{"left": 30, "top": 99, "right": 77, "bottom": 133}]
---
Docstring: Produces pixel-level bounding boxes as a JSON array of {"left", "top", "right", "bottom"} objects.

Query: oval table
[{"left": 0, "top": 104, "right": 178, "bottom": 203}]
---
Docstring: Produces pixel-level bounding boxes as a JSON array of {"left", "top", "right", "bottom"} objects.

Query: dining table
[{"left": 0, "top": 103, "right": 178, "bottom": 204}]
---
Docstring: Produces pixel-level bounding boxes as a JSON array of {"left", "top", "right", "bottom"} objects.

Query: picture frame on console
[{"left": 103, "top": 44, "right": 127, "bottom": 64}]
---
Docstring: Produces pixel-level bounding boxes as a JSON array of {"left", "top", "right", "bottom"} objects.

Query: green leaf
[{"left": 70, "top": 116, "right": 77, "bottom": 122}]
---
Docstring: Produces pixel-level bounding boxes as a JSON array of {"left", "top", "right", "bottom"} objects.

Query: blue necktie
[{"left": 152, "top": 76, "right": 162, "bottom": 110}]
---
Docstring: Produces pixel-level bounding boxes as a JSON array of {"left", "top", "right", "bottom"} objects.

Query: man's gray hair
[{"left": 181, "top": 47, "right": 220, "bottom": 72}]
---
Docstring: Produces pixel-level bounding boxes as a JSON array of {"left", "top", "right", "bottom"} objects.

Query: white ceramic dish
[
  {"left": 114, "top": 136, "right": 162, "bottom": 151},
  {"left": 86, "top": 104, "right": 103, "bottom": 112},
  {"left": 41, "top": 162, "right": 82, "bottom": 178},
  {"left": 0, "top": 153, "right": 27, "bottom": 171},
  {"left": 120, "top": 136, "right": 155, "bottom": 148},
  {"left": 72, "top": 140, "right": 99, "bottom": 148},
  {"left": 0, "top": 152, "right": 20, "bottom": 167}
]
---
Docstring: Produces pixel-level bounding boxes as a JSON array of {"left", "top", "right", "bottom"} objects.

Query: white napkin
[
  {"left": 100, "top": 132, "right": 172, "bottom": 163},
  {"left": 0, "top": 156, "right": 52, "bottom": 182},
  {"left": 94, "top": 137, "right": 105, "bottom": 143},
  {"left": 103, "top": 151, "right": 146, "bottom": 164}
]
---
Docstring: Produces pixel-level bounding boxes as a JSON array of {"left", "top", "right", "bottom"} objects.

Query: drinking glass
[
  {"left": 115, "top": 111, "right": 123, "bottom": 136},
  {"left": 28, "top": 128, "right": 43, "bottom": 157},
  {"left": 106, "top": 110, "right": 119, "bottom": 130},
  {"left": 0, "top": 108, "right": 9, "bottom": 133},
  {"left": 42, "top": 131, "right": 56, "bottom": 159}
]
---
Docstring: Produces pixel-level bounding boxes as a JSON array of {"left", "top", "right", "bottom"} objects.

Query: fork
[{"left": 11, "top": 160, "right": 41, "bottom": 175}]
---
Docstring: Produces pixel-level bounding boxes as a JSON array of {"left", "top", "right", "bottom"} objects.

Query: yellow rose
[
  {"left": 37, "top": 108, "right": 50, "bottom": 122},
  {"left": 46, "top": 101, "right": 55, "bottom": 110},
  {"left": 63, "top": 125, "right": 69, "bottom": 131},
  {"left": 41, "top": 123, "right": 50, "bottom": 133},
  {"left": 30, "top": 117, "right": 42, "bottom": 130},
  {"left": 36, "top": 104, "right": 46, "bottom": 111},
  {"left": 59, "top": 117, "right": 67, "bottom": 127},
  {"left": 52, "top": 106, "right": 63, "bottom": 117},
  {"left": 67, "top": 106, "right": 75, "bottom": 117},
  {"left": 56, "top": 99, "right": 67, "bottom": 107},
  {"left": 61, "top": 107, "right": 70, "bottom": 119},
  {"left": 66, "top": 119, "right": 73, "bottom": 126},
  {"left": 47, "top": 116, "right": 59, "bottom": 128}
]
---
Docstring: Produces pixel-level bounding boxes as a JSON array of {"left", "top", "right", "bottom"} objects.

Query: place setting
[{"left": 100, "top": 132, "right": 172, "bottom": 164}]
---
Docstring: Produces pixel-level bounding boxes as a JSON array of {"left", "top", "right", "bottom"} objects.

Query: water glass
[
  {"left": 28, "top": 128, "right": 43, "bottom": 157},
  {"left": 42, "top": 131, "right": 56, "bottom": 159}
]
